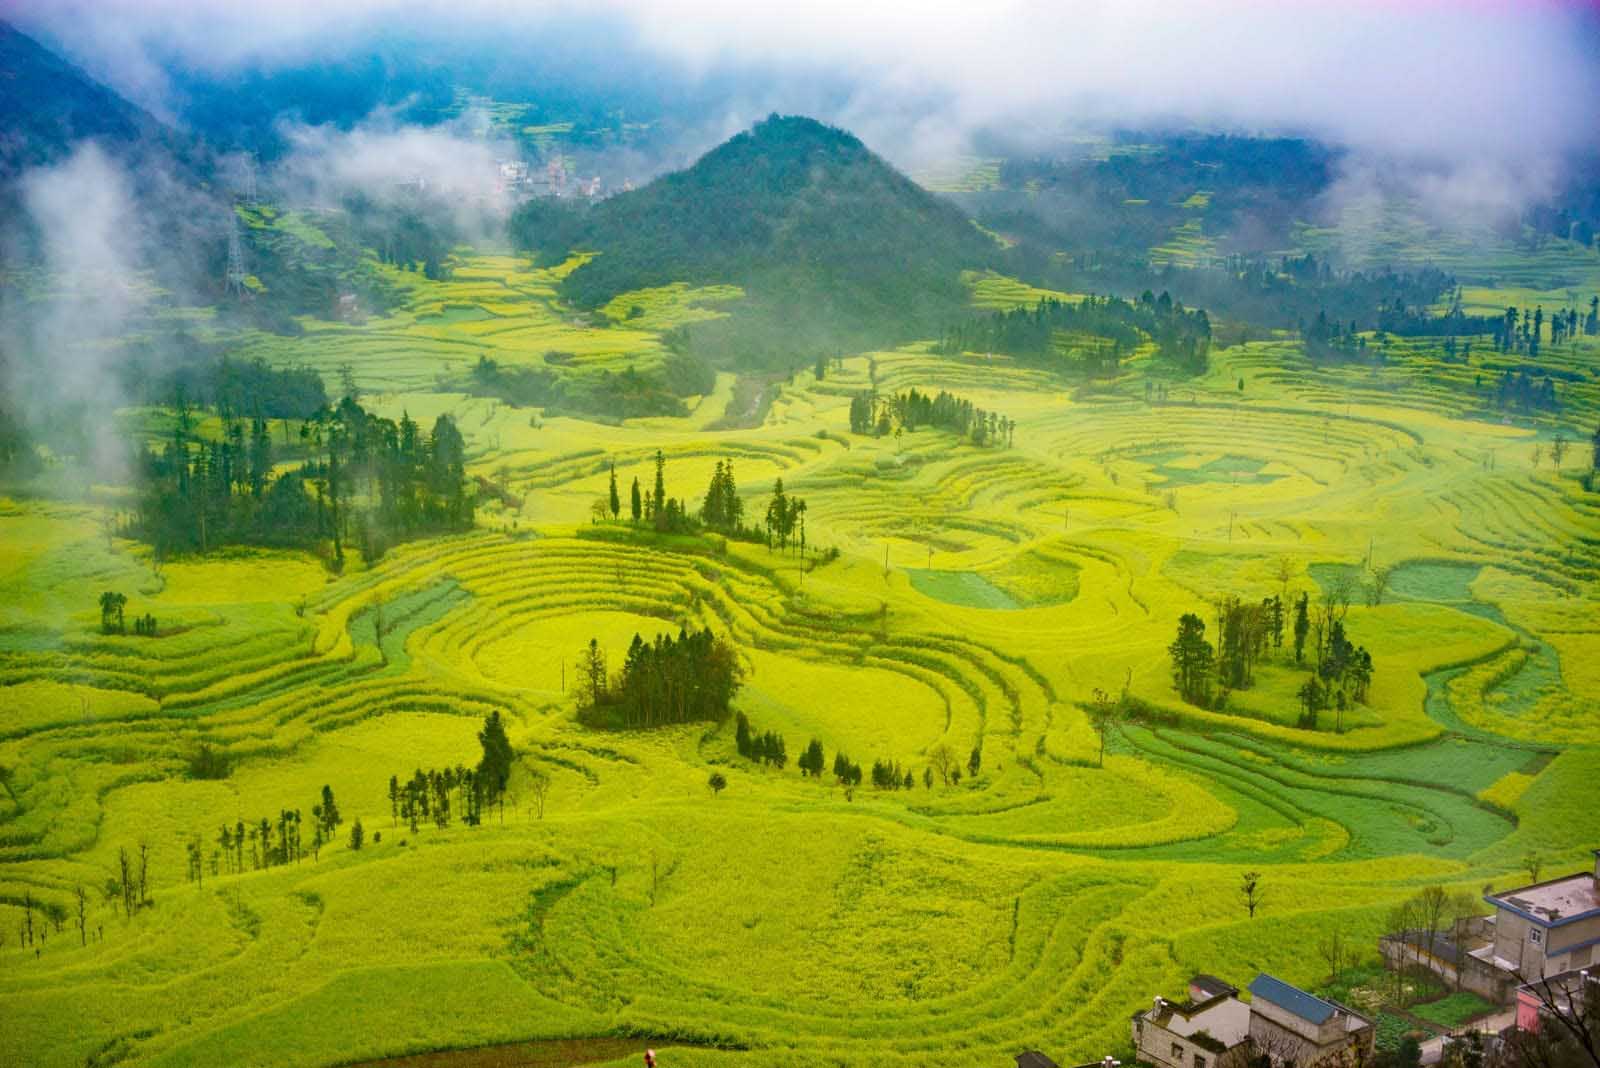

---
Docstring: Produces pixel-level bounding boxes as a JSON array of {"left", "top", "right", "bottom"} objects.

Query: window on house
[
  {"left": 1529, "top": 929, "right": 1543, "bottom": 945},
  {"left": 1172, "top": 1044, "right": 1184, "bottom": 1061},
  {"left": 1195, "top": 1056, "right": 1207, "bottom": 1068}
]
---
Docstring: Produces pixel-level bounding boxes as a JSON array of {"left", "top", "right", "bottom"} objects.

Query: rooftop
[
  {"left": 1143, "top": 989, "right": 1252, "bottom": 1049},
  {"left": 1486, "top": 871, "right": 1600, "bottom": 927},
  {"left": 1249, "top": 974, "right": 1338, "bottom": 1026},
  {"left": 1191, "top": 974, "right": 1240, "bottom": 1001},
  {"left": 1016, "top": 1054, "right": 1059, "bottom": 1068}
]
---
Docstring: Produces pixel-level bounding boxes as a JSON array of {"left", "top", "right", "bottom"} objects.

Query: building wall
[
  {"left": 1546, "top": 916, "right": 1600, "bottom": 973},
  {"left": 1494, "top": 910, "right": 1600, "bottom": 978},
  {"left": 1248, "top": 1012, "right": 1372, "bottom": 1068},
  {"left": 1132, "top": 1017, "right": 1246, "bottom": 1068},
  {"left": 1250, "top": 998, "right": 1333, "bottom": 1044},
  {"left": 1516, "top": 990, "right": 1542, "bottom": 1033}
]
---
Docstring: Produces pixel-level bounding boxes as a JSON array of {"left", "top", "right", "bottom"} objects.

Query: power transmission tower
[{"left": 225, "top": 216, "right": 247, "bottom": 298}]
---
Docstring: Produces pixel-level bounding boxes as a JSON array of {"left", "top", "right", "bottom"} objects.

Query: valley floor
[{"left": 3, "top": 255, "right": 1599, "bottom": 1068}]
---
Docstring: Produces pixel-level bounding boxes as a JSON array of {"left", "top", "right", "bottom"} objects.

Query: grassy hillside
[
  {"left": 512, "top": 115, "right": 1000, "bottom": 365},
  {"left": 0, "top": 21, "right": 178, "bottom": 177}
]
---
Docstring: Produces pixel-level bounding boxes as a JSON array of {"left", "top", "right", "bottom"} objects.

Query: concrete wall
[
  {"left": 1248, "top": 1014, "right": 1372, "bottom": 1068},
  {"left": 1380, "top": 935, "right": 1516, "bottom": 1004},
  {"left": 1132, "top": 1018, "right": 1245, "bottom": 1068}
]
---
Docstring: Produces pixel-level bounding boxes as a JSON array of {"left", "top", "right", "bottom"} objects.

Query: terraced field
[{"left": 2, "top": 250, "right": 1599, "bottom": 1068}]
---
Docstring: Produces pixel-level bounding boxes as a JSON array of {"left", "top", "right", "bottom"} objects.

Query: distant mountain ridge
[
  {"left": 512, "top": 114, "right": 999, "bottom": 364},
  {"left": 0, "top": 20, "right": 186, "bottom": 178}
]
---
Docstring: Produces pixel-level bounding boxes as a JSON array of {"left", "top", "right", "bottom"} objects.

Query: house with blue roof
[
  {"left": 1246, "top": 974, "right": 1374, "bottom": 1068},
  {"left": 1477, "top": 849, "right": 1600, "bottom": 980}
]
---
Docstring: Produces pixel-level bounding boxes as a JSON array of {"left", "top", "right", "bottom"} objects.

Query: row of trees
[
  {"left": 1495, "top": 368, "right": 1562, "bottom": 413},
  {"left": 131, "top": 397, "right": 474, "bottom": 565},
  {"left": 213, "top": 785, "right": 343, "bottom": 877},
  {"left": 936, "top": 292, "right": 1212, "bottom": 375},
  {"left": 596, "top": 454, "right": 819, "bottom": 556},
  {"left": 734, "top": 713, "right": 788, "bottom": 768},
  {"left": 578, "top": 628, "right": 743, "bottom": 729},
  {"left": 727, "top": 715, "right": 981, "bottom": 796},
  {"left": 849, "top": 388, "right": 1018, "bottom": 448},
  {"left": 1494, "top": 302, "right": 1599, "bottom": 356},
  {"left": 387, "top": 710, "right": 516, "bottom": 831}
]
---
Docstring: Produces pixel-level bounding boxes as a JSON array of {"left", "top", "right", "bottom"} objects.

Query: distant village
[{"left": 1018, "top": 851, "right": 1599, "bottom": 1068}]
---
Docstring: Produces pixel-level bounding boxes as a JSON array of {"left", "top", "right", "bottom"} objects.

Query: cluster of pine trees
[
  {"left": 849, "top": 388, "right": 1016, "bottom": 446},
  {"left": 386, "top": 711, "right": 517, "bottom": 829},
  {"left": 578, "top": 628, "right": 743, "bottom": 729},
  {"left": 1494, "top": 368, "right": 1561, "bottom": 412},
  {"left": 214, "top": 785, "right": 342, "bottom": 878},
  {"left": 734, "top": 713, "right": 788, "bottom": 767},
  {"left": 602, "top": 449, "right": 702, "bottom": 534},
  {"left": 936, "top": 293, "right": 1211, "bottom": 375},
  {"left": 1494, "top": 302, "right": 1599, "bottom": 355},
  {"left": 130, "top": 355, "right": 329, "bottom": 421},
  {"left": 389, "top": 766, "right": 485, "bottom": 831},
  {"left": 598, "top": 453, "right": 819, "bottom": 554},
  {"left": 699, "top": 459, "right": 746, "bottom": 533},
  {"left": 1168, "top": 586, "right": 1374, "bottom": 730},
  {"left": 130, "top": 397, "right": 474, "bottom": 565}
]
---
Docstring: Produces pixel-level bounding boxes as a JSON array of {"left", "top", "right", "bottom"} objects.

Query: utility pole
[{"left": 224, "top": 215, "right": 247, "bottom": 298}]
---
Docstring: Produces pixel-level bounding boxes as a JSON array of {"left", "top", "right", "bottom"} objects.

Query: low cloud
[
  {"left": 0, "top": 143, "right": 147, "bottom": 476},
  {"left": 271, "top": 110, "right": 518, "bottom": 239},
  {"left": 11, "top": 0, "right": 1598, "bottom": 175}
]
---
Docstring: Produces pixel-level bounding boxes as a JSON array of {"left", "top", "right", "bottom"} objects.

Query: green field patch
[
  {"left": 1140, "top": 450, "right": 1283, "bottom": 487},
  {"left": 906, "top": 569, "right": 1022, "bottom": 610},
  {"left": 349, "top": 579, "right": 473, "bottom": 677},
  {"left": 417, "top": 305, "right": 498, "bottom": 325},
  {"left": 1411, "top": 991, "right": 1497, "bottom": 1029}
]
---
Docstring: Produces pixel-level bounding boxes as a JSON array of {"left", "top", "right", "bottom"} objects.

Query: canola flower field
[{"left": 2, "top": 245, "right": 1599, "bottom": 1068}]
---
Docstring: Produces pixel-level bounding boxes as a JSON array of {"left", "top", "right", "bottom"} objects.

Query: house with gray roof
[{"left": 1131, "top": 974, "right": 1372, "bottom": 1068}]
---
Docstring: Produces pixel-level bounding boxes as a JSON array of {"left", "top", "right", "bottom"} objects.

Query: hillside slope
[
  {"left": 0, "top": 20, "right": 185, "bottom": 178},
  {"left": 513, "top": 115, "right": 999, "bottom": 364}
]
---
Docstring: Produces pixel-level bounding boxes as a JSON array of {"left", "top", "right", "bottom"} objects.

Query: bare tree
[
  {"left": 1318, "top": 929, "right": 1347, "bottom": 981},
  {"left": 1367, "top": 563, "right": 1393, "bottom": 606},
  {"left": 1552, "top": 433, "right": 1569, "bottom": 472},
  {"left": 117, "top": 846, "right": 134, "bottom": 918},
  {"left": 1240, "top": 871, "right": 1265, "bottom": 918},
  {"left": 927, "top": 743, "right": 956, "bottom": 786},
  {"left": 1524, "top": 851, "right": 1545, "bottom": 884},
  {"left": 1506, "top": 970, "right": 1599, "bottom": 1068},
  {"left": 137, "top": 841, "right": 150, "bottom": 908},
  {"left": 528, "top": 769, "right": 550, "bottom": 820},
  {"left": 75, "top": 885, "right": 87, "bottom": 946},
  {"left": 1275, "top": 555, "right": 1296, "bottom": 601},
  {"left": 1447, "top": 890, "right": 1482, "bottom": 992},
  {"left": 1387, "top": 898, "right": 1422, "bottom": 1004}
]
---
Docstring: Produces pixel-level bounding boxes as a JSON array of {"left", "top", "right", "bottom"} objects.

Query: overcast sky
[{"left": 5, "top": 0, "right": 1599, "bottom": 167}]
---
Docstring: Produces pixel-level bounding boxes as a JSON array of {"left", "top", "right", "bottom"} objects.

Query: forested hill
[
  {"left": 511, "top": 114, "right": 1000, "bottom": 365},
  {"left": 0, "top": 21, "right": 188, "bottom": 178}
]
